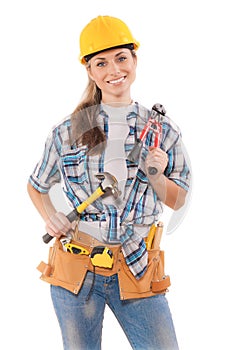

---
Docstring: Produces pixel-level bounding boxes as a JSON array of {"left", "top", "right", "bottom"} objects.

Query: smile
[{"left": 108, "top": 76, "right": 125, "bottom": 84}]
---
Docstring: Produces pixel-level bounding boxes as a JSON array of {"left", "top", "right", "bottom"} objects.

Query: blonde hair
[{"left": 71, "top": 77, "right": 106, "bottom": 154}]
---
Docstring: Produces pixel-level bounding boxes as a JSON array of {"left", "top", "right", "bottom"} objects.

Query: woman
[{"left": 28, "top": 15, "right": 191, "bottom": 350}]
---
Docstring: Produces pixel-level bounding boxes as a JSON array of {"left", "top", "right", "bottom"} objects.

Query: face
[{"left": 87, "top": 48, "right": 137, "bottom": 104}]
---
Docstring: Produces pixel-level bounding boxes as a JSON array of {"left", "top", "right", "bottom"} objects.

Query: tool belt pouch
[
  {"left": 118, "top": 248, "right": 171, "bottom": 299},
  {"left": 37, "top": 239, "right": 89, "bottom": 294},
  {"left": 150, "top": 249, "right": 171, "bottom": 293}
]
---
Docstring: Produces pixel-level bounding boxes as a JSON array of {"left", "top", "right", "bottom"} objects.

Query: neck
[{"left": 101, "top": 90, "right": 133, "bottom": 106}]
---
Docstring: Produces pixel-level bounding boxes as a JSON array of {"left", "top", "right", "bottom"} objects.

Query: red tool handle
[{"left": 139, "top": 120, "right": 152, "bottom": 141}]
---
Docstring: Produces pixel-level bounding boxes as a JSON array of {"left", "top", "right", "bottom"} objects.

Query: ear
[
  {"left": 86, "top": 66, "right": 95, "bottom": 82},
  {"left": 133, "top": 53, "right": 137, "bottom": 67}
]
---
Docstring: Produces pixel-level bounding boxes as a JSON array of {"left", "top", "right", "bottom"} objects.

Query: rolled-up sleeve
[
  {"left": 165, "top": 136, "right": 191, "bottom": 191},
  {"left": 162, "top": 120, "right": 191, "bottom": 192},
  {"left": 29, "top": 131, "right": 61, "bottom": 193}
]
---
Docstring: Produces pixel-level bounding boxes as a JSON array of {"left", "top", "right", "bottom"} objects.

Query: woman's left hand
[{"left": 145, "top": 147, "right": 168, "bottom": 177}]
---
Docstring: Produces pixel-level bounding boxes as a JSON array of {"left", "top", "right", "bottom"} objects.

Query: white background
[{"left": 1, "top": 0, "right": 232, "bottom": 349}]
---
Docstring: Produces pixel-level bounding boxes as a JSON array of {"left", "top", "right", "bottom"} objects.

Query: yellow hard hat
[{"left": 79, "top": 16, "right": 140, "bottom": 64}]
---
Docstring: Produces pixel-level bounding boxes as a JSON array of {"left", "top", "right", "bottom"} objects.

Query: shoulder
[
  {"left": 48, "top": 115, "right": 73, "bottom": 154},
  {"left": 162, "top": 114, "right": 181, "bottom": 136},
  {"left": 136, "top": 102, "right": 150, "bottom": 121},
  {"left": 51, "top": 115, "right": 72, "bottom": 134}
]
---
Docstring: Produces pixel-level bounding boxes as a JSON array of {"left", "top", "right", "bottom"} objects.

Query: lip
[{"left": 107, "top": 76, "right": 126, "bottom": 85}]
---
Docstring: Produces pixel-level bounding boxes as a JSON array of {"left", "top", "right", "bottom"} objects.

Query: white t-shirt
[{"left": 79, "top": 103, "right": 133, "bottom": 241}]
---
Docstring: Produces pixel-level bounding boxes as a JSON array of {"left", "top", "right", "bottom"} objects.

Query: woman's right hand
[{"left": 45, "top": 212, "right": 72, "bottom": 238}]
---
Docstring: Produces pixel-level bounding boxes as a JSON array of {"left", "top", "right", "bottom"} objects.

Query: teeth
[{"left": 109, "top": 77, "right": 125, "bottom": 84}]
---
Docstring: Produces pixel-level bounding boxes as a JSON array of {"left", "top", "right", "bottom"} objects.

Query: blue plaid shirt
[{"left": 29, "top": 102, "right": 191, "bottom": 279}]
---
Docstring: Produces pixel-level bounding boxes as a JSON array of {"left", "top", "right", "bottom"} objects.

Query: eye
[
  {"left": 96, "top": 61, "right": 106, "bottom": 67},
  {"left": 118, "top": 56, "right": 127, "bottom": 62}
]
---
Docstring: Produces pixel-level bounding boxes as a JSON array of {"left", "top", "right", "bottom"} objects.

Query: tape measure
[
  {"left": 90, "top": 246, "right": 114, "bottom": 268},
  {"left": 64, "top": 243, "right": 90, "bottom": 255}
]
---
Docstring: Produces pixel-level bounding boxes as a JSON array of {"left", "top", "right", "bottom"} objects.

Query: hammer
[{"left": 42, "top": 172, "right": 120, "bottom": 243}]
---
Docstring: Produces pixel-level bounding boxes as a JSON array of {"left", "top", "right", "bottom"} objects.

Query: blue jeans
[{"left": 51, "top": 272, "right": 179, "bottom": 350}]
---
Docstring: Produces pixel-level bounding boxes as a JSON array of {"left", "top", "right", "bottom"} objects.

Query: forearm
[
  {"left": 148, "top": 174, "right": 187, "bottom": 210},
  {"left": 145, "top": 146, "right": 188, "bottom": 210},
  {"left": 27, "top": 182, "right": 72, "bottom": 238},
  {"left": 27, "top": 182, "right": 56, "bottom": 222}
]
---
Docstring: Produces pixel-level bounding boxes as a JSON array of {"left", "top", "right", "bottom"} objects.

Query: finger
[
  {"left": 45, "top": 223, "right": 61, "bottom": 237},
  {"left": 46, "top": 212, "right": 71, "bottom": 235},
  {"left": 56, "top": 213, "right": 71, "bottom": 232},
  {"left": 71, "top": 220, "right": 78, "bottom": 231},
  {"left": 149, "top": 150, "right": 168, "bottom": 165},
  {"left": 149, "top": 147, "right": 165, "bottom": 156},
  {"left": 55, "top": 212, "right": 72, "bottom": 230}
]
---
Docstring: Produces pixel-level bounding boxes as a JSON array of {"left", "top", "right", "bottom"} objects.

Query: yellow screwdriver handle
[
  {"left": 152, "top": 221, "right": 164, "bottom": 250},
  {"left": 146, "top": 224, "right": 157, "bottom": 250},
  {"left": 76, "top": 186, "right": 104, "bottom": 214}
]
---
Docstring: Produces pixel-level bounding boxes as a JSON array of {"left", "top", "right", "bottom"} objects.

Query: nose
[{"left": 107, "top": 60, "right": 120, "bottom": 75}]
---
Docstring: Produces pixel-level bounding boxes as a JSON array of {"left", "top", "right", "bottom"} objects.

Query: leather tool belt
[{"left": 37, "top": 230, "right": 171, "bottom": 300}]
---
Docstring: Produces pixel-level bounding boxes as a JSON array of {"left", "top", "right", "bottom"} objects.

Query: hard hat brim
[{"left": 81, "top": 43, "right": 138, "bottom": 64}]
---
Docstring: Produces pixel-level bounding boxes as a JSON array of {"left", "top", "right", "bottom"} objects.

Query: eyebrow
[{"left": 94, "top": 51, "right": 128, "bottom": 61}]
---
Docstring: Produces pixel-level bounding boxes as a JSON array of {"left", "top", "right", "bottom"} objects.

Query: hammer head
[{"left": 95, "top": 172, "right": 121, "bottom": 199}]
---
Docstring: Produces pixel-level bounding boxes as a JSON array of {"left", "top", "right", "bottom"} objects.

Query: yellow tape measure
[
  {"left": 90, "top": 246, "right": 114, "bottom": 268},
  {"left": 64, "top": 243, "right": 90, "bottom": 255}
]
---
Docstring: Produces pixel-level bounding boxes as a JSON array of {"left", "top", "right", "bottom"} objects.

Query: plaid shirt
[{"left": 29, "top": 102, "right": 191, "bottom": 279}]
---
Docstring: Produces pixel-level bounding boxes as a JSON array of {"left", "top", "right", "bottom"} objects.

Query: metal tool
[
  {"left": 42, "top": 171, "right": 120, "bottom": 244},
  {"left": 127, "top": 104, "right": 165, "bottom": 175},
  {"left": 128, "top": 118, "right": 155, "bottom": 163},
  {"left": 147, "top": 119, "right": 163, "bottom": 175}
]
